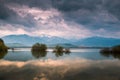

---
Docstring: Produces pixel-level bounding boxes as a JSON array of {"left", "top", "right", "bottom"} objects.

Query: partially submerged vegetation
[
  {"left": 0, "top": 42, "right": 71, "bottom": 59},
  {"left": 100, "top": 45, "right": 120, "bottom": 53},
  {"left": 53, "top": 45, "right": 64, "bottom": 53},
  {"left": 32, "top": 50, "right": 47, "bottom": 58},
  {"left": 31, "top": 43, "right": 47, "bottom": 58},
  {"left": 0, "top": 39, "right": 8, "bottom": 53},
  {"left": 0, "top": 39, "right": 8, "bottom": 59},
  {"left": 53, "top": 45, "right": 71, "bottom": 57},
  {"left": 31, "top": 44, "right": 71, "bottom": 58},
  {"left": 64, "top": 48, "right": 71, "bottom": 53},
  {"left": 31, "top": 43, "right": 47, "bottom": 52},
  {"left": 53, "top": 45, "right": 71, "bottom": 53},
  {"left": 100, "top": 45, "right": 120, "bottom": 59}
]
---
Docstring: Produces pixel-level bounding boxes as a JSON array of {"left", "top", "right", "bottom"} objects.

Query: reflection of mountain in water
[
  {"left": 0, "top": 51, "right": 8, "bottom": 59},
  {"left": 31, "top": 51, "right": 47, "bottom": 58},
  {"left": 100, "top": 52, "right": 120, "bottom": 59}
]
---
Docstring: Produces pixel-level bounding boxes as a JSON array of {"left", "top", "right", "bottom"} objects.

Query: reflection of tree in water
[
  {"left": 53, "top": 45, "right": 71, "bottom": 57},
  {"left": 31, "top": 43, "right": 47, "bottom": 59},
  {"left": 54, "top": 51, "right": 71, "bottom": 57},
  {"left": 100, "top": 45, "right": 120, "bottom": 59},
  {"left": 100, "top": 52, "right": 120, "bottom": 59},
  {"left": 64, "top": 48, "right": 71, "bottom": 55},
  {"left": 31, "top": 51, "right": 47, "bottom": 59},
  {"left": 0, "top": 38, "right": 8, "bottom": 59},
  {"left": 54, "top": 51, "right": 64, "bottom": 57},
  {"left": 0, "top": 51, "right": 7, "bottom": 59}
]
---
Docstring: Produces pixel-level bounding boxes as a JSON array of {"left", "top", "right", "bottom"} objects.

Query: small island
[
  {"left": 31, "top": 43, "right": 47, "bottom": 52},
  {"left": 53, "top": 45, "right": 71, "bottom": 57},
  {"left": 31, "top": 44, "right": 71, "bottom": 58},
  {"left": 31, "top": 43, "right": 47, "bottom": 58},
  {"left": 53, "top": 45, "right": 71, "bottom": 53},
  {"left": 100, "top": 45, "right": 120, "bottom": 53},
  {"left": 0, "top": 39, "right": 8, "bottom": 53}
]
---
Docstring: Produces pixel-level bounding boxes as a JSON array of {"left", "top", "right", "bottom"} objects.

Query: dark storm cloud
[
  {"left": 0, "top": 3, "right": 34, "bottom": 27},
  {"left": 104, "top": 0, "right": 120, "bottom": 19},
  {"left": 0, "top": 3, "right": 17, "bottom": 20},
  {"left": 0, "top": 0, "right": 120, "bottom": 38},
  {"left": 46, "top": 0, "right": 120, "bottom": 33},
  {"left": 1, "top": 0, "right": 52, "bottom": 9},
  {"left": 0, "top": 0, "right": 120, "bottom": 26},
  {"left": 52, "top": 0, "right": 120, "bottom": 19},
  {"left": 1, "top": 0, "right": 120, "bottom": 19},
  {"left": 0, "top": 0, "right": 52, "bottom": 27},
  {"left": 52, "top": 0, "right": 102, "bottom": 12}
]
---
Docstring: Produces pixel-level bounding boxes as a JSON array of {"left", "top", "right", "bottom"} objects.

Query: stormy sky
[{"left": 0, "top": 0, "right": 120, "bottom": 39}]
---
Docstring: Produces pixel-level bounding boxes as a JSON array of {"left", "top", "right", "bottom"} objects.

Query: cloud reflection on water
[{"left": 0, "top": 59, "right": 120, "bottom": 80}]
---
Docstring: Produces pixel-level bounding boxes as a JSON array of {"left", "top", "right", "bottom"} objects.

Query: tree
[
  {"left": 31, "top": 43, "right": 47, "bottom": 52},
  {"left": 100, "top": 48, "right": 111, "bottom": 53},
  {"left": 0, "top": 38, "right": 8, "bottom": 53},
  {"left": 100, "top": 45, "right": 120, "bottom": 59},
  {"left": 64, "top": 48, "right": 71, "bottom": 54},
  {"left": 100, "top": 45, "right": 120, "bottom": 53},
  {"left": 53, "top": 45, "right": 64, "bottom": 53},
  {"left": 112, "top": 45, "right": 120, "bottom": 53},
  {"left": 53, "top": 45, "right": 71, "bottom": 57},
  {"left": 31, "top": 43, "right": 47, "bottom": 58}
]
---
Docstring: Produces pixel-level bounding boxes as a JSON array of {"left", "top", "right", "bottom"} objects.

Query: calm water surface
[
  {"left": 0, "top": 48, "right": 120, "bottom": 80},
  {"left": 0, "top": 48, "right": 114, "bottom": 61}
]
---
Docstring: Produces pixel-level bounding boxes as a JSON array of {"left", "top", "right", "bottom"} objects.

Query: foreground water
[{"left": 0, "top": 48, "right": 120, "bottom": 80}]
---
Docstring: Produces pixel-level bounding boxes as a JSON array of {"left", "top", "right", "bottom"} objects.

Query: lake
[
  {"left": 0, "top": 48, "right": 120, "bottom": 80},
  {"left": 0, "top": 48, "right": 114, "bottom": 61}
]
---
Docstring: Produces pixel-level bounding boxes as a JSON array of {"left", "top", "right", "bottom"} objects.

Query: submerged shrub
[
  {"left": 31, "top": 43, "right": 47, "bottom": 52},
  {"left": 100, "top": 45, "right": 120, "bottom": 54},
  {"left": 112, "top": 45, "right": 120, "bottom": 53},
  {"left": 100, "top": 48, "right": 111, "bottom": 53},
  {"left": 64, "top": 48, "right": 71, "bottom": 54},
  {"left": 100, "top": 45, "right": 120, "bottom": 59},
  {"left": 53, "top": 45, "right": 64, "bottom": 53},
  {"left": 31, "top": 43, "right": 47, "bottom": 58},
  {"left": 0, "top": 38, "right": 8, "bottom": 53},
  {"left": 53, "top": 45, "right": 71, "bottom": 57},
  {"left": 32, "top": 50, "right": 47, "bottom": 58}
]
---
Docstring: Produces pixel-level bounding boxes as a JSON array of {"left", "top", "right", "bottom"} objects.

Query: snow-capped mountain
[
  {"left": 1, "top": 35, "right": 120, "bottom": 47},
  {"left": 1, "top": 34, "right": 71, "bottom": 46}
]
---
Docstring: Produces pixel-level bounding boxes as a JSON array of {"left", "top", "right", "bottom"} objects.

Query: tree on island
[
  {"left": 100, "top": 45, "right": 120, "bottom": 59},
  {"left": 31, "top": 43, "right": 47, "bottom": 52},
  {"left": 53, "top": 45, "right": 71, "bottom": 57},
  {"left": 112, "top": 45, "right": 120, "bottom": 53},
  {"left": 100, "top": 45, "right": 120, "bottom": 53},
  {"left": 0, "top": 38, "right": 8, "bottom": 53},
  {"left": 31, "top": 43, "right": 47, "bottom": 58},
  {"left": 53, "top": 45, "right": 64, "bottom": 53},
  {"left": 64, "top": 48, "right": 71, "bottom": 54}
]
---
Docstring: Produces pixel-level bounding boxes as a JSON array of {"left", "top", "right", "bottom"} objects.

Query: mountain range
[
  {"left": 1, "top": 34, "right": 120, "bottom": 47},
  {"left": 74, "top": 37, "right": 120, "bottom": 47}
]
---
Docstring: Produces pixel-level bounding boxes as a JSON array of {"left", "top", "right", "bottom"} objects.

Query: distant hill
[
  {"left": 74, "top": 37, "right": 120, "bottom": 47},
  {"left": 48, "top": 43, "right": 78, "bottom": 48},
  {"left": 2, "top": 34, "right": 71, "bottom": 46},
  {"left": 2, "top": 35, "right": 120, "bottom": 47},
  {"left": 5, "top": 43, "right": 27, "bottom": 48}
]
